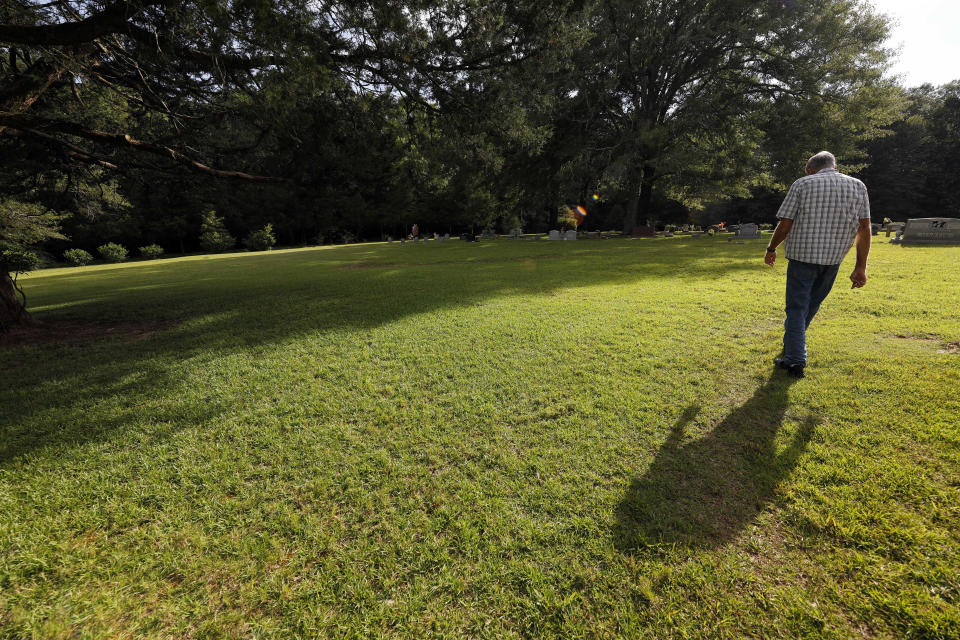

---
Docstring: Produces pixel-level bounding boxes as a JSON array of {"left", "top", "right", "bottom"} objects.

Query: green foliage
[
  {"left": 242, "top": 224, "right": 275, "bottom": 251},
  {"left": 139, "top": 245, "right": 165, "bottom": 260},
  {"left": 0, "top": 199, "right": 66, "bottom": 256},
  {"left": 63, "top": 249, "right": 94, "bottom": 267},
  {"left": 857, "top": 82, "right": 960, "bottom": 219},
  {"left": 0, "top": 249, "right": 40, "bottom": 275},
  {"left": 198, "top": 210, "right": 235, "bottom": 253},
  {"left": 97, "top": 243, "right": 128, "bottom": 263}
]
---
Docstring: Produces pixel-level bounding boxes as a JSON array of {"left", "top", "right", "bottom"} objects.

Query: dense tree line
[{"left": 2, "top": 0, "right": 951, "bottom": 328}]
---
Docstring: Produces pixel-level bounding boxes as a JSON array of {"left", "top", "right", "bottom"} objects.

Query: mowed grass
[{"left": 2, "top": 236, "right": 958, "bottom": 639}]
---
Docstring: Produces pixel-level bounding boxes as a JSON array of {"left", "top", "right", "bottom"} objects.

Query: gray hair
[{"left": 806, "top": 151, "right": 837, "bottom": 172}]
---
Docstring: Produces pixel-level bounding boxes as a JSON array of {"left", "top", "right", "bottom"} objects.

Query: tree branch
[
  {"left": 0, "top": 0, "right": 171, "bottom": 46},
  {"left": 0, "top": 112, "right": 294, "bottom": 184}
]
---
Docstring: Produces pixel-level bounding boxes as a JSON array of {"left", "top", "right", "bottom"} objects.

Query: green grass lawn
[{"left": 2, "top": 236, "right": 959, "bottom": 639}]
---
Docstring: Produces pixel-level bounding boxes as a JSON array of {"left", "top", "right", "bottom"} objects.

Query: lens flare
[
  {"left": 591, "top": 193, "right": 600, "bottom": 201},
  {"left": 576, "top": 205, "right": 588, "bottom": 216}
]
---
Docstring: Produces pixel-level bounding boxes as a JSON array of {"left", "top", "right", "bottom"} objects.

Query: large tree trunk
[
  {"left": 638, "top": 164, "right": 656, "bottom": 226},
  {"left": 622, "top": 194, "right": 638, "bottom": 234},
  {"left": 622, "top": 164, "right": 657, "bottom": 233},
  {"left": 0, "top": 268, "right": 36, "bottom": 333}
]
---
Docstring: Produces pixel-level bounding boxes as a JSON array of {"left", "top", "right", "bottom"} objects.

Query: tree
[
  {"left": 855, "top": 81, "right": 960, "bottom": 221},
  {"left": 0, "top": 199, "right": 64, "bottom": 330},
  {"left": 198, "top": 210, "right": 235, "bottom": 252},
  {"left": 1, "top": 0, "right": 578, "bottom": 327},
  {"left": 561, "top": 0, "right": 897, "bottom": 231}
]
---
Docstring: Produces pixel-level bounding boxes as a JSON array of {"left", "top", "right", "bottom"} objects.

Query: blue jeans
[{"left": 783, "top": 260, "right": 841, "bottom": 366}]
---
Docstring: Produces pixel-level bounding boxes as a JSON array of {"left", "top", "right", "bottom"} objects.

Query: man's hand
[
  {"left": 765, "top": 218, "right": 792, "bottom": 267},
  {"left": 850, "top": 267, "right": 867, "bottom": 288},
  {"left": 851, "top": 219, "right": 871, "bottom": 288}
]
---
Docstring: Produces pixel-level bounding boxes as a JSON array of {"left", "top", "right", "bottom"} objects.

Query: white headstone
[
  {"left": 549, "top": 230, "right": 561, "bottom": 241},
  {"left": 898, "top": 218, "right": 960, "bottom": 245},
  {"left": 565, "top": 230, "right": 577, "bottom": 241}
]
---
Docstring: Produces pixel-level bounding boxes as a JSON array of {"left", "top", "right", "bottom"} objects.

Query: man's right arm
[
  {"left": 764, "top": 218, "right": 793, "bottom": 265},
  {"left": 765, "top": 180, "right": 802, "bottom": 266}
]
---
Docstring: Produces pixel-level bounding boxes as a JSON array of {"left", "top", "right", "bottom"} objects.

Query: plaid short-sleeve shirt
[{"left": 776, "top": 168, "right": 870, "bottom": 265}]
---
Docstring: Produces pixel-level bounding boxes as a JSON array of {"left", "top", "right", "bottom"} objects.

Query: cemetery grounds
[{"left": 1, "top": 236, "right": 958, "bottom": 638}]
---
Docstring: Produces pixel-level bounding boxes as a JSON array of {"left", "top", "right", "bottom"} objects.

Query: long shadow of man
[{"left": 614, "top": 374, "right": 817, "bottom": 552}]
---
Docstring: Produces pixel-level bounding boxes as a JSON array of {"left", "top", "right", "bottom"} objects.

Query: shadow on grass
[
  {"left": 2, "top": 240, "right": 764, "bottom": 464},
  {"left": 614, "top": 373, "right": 817, "bottom": 551}
]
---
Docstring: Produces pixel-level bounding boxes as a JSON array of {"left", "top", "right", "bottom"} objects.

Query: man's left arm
[
  {"left": 850, "top": 218, "right": 871, "bottom": 288},
  {"left": 850, "top": 187, "right": 871, "bottom": 288}
]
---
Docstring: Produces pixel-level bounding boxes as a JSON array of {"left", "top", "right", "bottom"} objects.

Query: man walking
[{"left": 764, "top": 151, "right": 872, "bottom": 378}]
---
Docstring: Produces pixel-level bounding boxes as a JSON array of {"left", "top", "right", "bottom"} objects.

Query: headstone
[
  {"left": 549, "top": 229, "right": 561, "bottom": 241},
  {"left": 509, "top": 227, "right": 522, "bottom": 239},
  {"left": 443, "top": 233, "right": 450, "bottom": 241},
  {"left": 896, "top": 218, "right": 960, "bottom": 245},
  {"left": 885, "top": 222, "right": 905, "bottom": 237},
  {"left": 400, "top": 237, "right": 406, "bottom": 244},
  {"left": 664, "top": 232, "right": 674, "bottom": 237},
  {"left": 631, "top": 226, "right": 655, "bottom": 238},
  {"left": 737, "top": 223, "right": 761, "bottom": 239},
  {"left": 871, "top": 223, "right": 880, "bottom": 236},
  {"left": 480, "top": 228, "right": 497, "bottom": 239},
  {"left": 387, "top": 236, "right": 393, "bottom": 243},
  {"left": 437, "top": 235, "right": 445, "bottom": 243},
  {"left": 564, "top": 229, "right": 577, "bottom": 241},
  {"left": 460, "top": 233, "right": 475, "bottom": 242}
]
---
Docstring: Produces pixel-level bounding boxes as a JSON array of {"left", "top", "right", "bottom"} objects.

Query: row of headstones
[
  {"left": 387, "top": 219, "right": 959, "bottom": 245},
  {"left": 387, "top": 233, "right": 452, "bottom": 244},
  {"left": 549, "top": 230, "right": 580, "bottom": 241}
]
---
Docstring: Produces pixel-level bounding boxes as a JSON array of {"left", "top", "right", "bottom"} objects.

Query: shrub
[
  {"left": 63, "top": 248, "right": 94, "bottom": 266},
  {"left": 198, "top": 209, "right": 235, "bottom": 252},
  {"left": 243, "top": 224, "right": 276, "bottom": 251},
  {"left": 97, "top": 242, "right": 128, "bottom": 263},
  {"left": 139, "top": 244, "right": 165, "bottom": 259}
]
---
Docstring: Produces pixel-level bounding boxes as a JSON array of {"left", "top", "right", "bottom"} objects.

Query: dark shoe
[{"left": 774, "top": 357, "right": 805, "bottom": 378}]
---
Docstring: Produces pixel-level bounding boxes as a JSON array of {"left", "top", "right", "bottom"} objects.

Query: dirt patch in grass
[
  {"left": 0, "top": 319, "right": 171, "bottom": 349},
  {"left": 893, "top": 332, "right": 941, "bottom": 341},
  {"left": 891, "top": 333, "right": 959, "bottom": 354},
  {"left": 938, "top": 341, "right": 960, "bottom": 354},
  {"left": 337, "top": 262, "right": 409, "bottom": 270}
]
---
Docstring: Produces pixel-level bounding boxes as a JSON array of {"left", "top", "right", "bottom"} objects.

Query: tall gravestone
[
  {"left": 738, "top": 223, "right": 761, "bottom": 238},
  {"left": 897, "top": 218, "right": 960, "bottom": 245}
]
